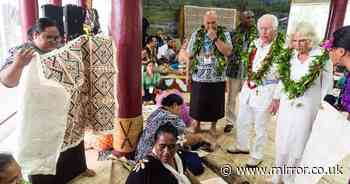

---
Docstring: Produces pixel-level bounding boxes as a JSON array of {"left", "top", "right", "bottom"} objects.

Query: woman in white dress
[{"left": 272, "top": 22, "right": 333, "bottom": 184}]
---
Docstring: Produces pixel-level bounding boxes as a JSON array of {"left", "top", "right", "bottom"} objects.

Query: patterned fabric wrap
[
  {"left": 40, "top": 35, "right": 116, "bottom": 150},
  {"left": 134, "top": 107, "right": 186, "bottom": 161}
]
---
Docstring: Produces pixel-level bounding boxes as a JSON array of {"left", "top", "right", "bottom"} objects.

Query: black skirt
[
  {"left": 143, "top": 86, "right": 156, "bottom": 103},
  {"left": 190, "top": 81, "right": 225, "bottom": 122},
  {"left": 29, "top": 141, "right": 87, "bottom": 184}
]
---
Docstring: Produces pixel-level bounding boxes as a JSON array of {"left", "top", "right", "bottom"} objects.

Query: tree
[{"left": 238, "top": 0, "right": 248, "bottom": 12}]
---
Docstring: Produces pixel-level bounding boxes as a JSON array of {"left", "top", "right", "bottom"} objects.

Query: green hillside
[{"left": 143, "top": 0, "right": 290, "bottom": 35}]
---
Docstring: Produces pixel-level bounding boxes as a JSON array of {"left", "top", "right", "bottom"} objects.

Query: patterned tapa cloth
[
  {"left": 40, "top": 35, "right": 116, "bottom": 149},
  {"left": 17, "top": 35, "right": 116, "bottom": 176}
]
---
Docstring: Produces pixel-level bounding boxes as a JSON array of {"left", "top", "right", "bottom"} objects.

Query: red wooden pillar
[
  {"left": 325, "top": 0, "right": 348, "bottom": 39},
  {"left": 111, "top": 0, "right": 143, "bottom": 156},
  {"left": 50, "top": 0, "right": 62, "bottom": 6},
  {"left": 19, "top": 0, "right": 39, "bottom": 42},
  {"left": 78, "top": 0, "right": 88, "bottom": 8}
]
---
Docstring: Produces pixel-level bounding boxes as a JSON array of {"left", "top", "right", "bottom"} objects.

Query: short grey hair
[
  {"left": 257, "top": 14, "right": 279, "bottom": 31},
  {"left": 288, "top": 21, "right": 320, "bottom": 48}
]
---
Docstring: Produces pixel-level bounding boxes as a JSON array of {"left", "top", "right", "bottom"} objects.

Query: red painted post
[
  {"left": 78, "top": 0, "right": 87, "bottom": 8},
  {"left": 111, "top": 0, "right": 143, "bottom": 156},
  {"left": 50, "top": 0, "right": 62, "bottom": 6},
  {"left": 19, "top": 0, "right": 39, "bottom": 42},
  {"left": 325, "top": 0, "right": 348, "bottom": 39}
]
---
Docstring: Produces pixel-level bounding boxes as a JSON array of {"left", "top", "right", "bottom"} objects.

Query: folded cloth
[
  {"left": 294, "top": 102, "right": 350, "bottom": 184},
  {"left": 16, "top": 35, "right": 117, "bottom": 176}
]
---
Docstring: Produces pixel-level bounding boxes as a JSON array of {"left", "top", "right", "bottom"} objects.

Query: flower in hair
[{"left": 321, "top": 38, "right": 334, "bottom": 51}]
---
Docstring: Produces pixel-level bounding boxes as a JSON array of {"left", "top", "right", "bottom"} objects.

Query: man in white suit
[{"left": 227, "top": 14, "right": 280, "bottom": 167}]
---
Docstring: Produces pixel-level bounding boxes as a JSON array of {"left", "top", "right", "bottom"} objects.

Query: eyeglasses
[
  {"left": 259, "top": 27, "right": 273, "bottom": 32},
  {"left": 47, "top": 36, "right": 60, "bottom": 42},
  {"left": 42, "top": 34, "right": 60, "bottom": 42},
  {"left": 292, "top": 39, "right": 309, "bottom": 44}
]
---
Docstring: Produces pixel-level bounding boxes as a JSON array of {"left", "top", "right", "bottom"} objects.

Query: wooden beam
[
  {"left": 19, "top": 0, "right": 38, "bottom": 42},
  {"left": 78, "top": 0, "right": 88, "bottom": 8},
  {"left": 325, "top": 0, "right": 348, "bottom": 39},
  {"left": 111, "top": 0, "right": 143, "bottom": 157}
]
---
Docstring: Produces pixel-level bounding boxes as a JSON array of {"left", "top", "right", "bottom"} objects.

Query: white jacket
[{"left": 239, "top": 39, "right": 280, "bottom": 110}]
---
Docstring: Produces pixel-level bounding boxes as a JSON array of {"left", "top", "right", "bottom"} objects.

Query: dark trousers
[
  {"left": 29, "top": 141, "right": 87, "bottom": 184},
  {"left": 143, "top": 86, "right": 156, "bottom": 103}
]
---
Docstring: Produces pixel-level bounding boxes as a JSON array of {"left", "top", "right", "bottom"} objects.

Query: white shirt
[
  {"left": 239, "top": 39, "right": 280, "bottom": 109},
  {"left": 157, "top": 44, "right": 169, "bottom": 59},
  {"left": 157, "top": 44, "right": 176, "bottom": 60},
  {"left": 251, "top": 39, "right": 279, "bottom": 81}
]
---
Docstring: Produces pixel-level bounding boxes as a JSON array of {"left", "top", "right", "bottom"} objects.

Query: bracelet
[{"left": 213, "top": 37, "right": 218, "bottom": 43}]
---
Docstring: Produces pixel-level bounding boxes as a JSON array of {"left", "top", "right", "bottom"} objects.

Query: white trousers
[
  {"left": 272, "top": 153, "right": 301, "bottom": 184},
  {"left": 225, "top": 78, "right": 242, "bottom": 124},
  {"left": 236, "top": 103, "right": 271, "bottom": 159}
]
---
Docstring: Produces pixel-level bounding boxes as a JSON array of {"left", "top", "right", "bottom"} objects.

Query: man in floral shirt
[{"left": 184, "top": 10, "right": 232, "bottom": 135}]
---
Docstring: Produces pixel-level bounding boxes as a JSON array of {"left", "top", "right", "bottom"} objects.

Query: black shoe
[
  {"left": 226, "top": 147, "right": 249, "bottom": 154},
  {"left": 224, "top": 124, "right": 234, "bottom": 133}
]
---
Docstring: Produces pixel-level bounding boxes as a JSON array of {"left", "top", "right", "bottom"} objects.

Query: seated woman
[
  {"left": 126, "top": 123, "right": 198, "bottom": 184},
  {"left": 141, "top": 48, "right": 151, "bottom": 66},
  {"left": 155, "top": 89, "right": 192, "bottom": 127},
  {"left": 135, "top": 94, "right": 186, "bottom": 161},
  {"left": 142, "top": 61, "right": 161, "bottom": 104},
  {"left": 0, "top": 153, "right": 24, "bottom": 184},
  {"left": 135, "top": 94, "right": 209, "bottom": 175}
]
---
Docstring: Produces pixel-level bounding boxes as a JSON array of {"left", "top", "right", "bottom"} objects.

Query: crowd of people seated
[{"left": 141, "top": 31, "right": 188, "bottom": 105}]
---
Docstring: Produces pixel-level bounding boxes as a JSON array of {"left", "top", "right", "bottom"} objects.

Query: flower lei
[
  {"left": 276, "top": 47, "right": 329, "bottom": 99},
  {"left": 191, "top": 25, "right": 227, "bottom": 75},
  {"left": 243, "top": 32, "right": 286, "bottom": 88}
]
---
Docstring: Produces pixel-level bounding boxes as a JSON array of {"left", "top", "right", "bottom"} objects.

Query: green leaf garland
[
  {"left": 277, "top": 48, "right": 329, "bottom": 99},
  {"left": 234, "top": 26, "right": 258, "bottom": 61},
  {"left": 243, "top": 32, "right": 286, "bottom": 86},
  {"left": 191, "top": 25, "right": 227, "bottom": 75}
]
